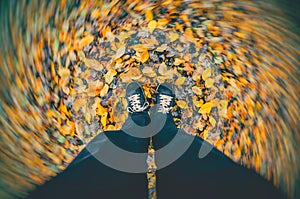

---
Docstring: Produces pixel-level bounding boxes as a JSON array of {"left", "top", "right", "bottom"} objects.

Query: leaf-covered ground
[{"left": 0, "top": 0, "right": 299, "bottom": 198}]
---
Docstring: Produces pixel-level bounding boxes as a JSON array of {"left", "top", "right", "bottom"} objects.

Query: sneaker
[
  {"left": 126, "top": 82, "right": 149, "bottom": 113},
  {"left": 155, "top": 83, "right": 175, "bottom": 114}
]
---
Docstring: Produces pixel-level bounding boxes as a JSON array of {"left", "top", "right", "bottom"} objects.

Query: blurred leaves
[{"left": 0, "top": 0, "right": 299, "bottom": 199}]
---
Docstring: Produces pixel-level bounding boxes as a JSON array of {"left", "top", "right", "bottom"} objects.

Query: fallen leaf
[
  {"left": 199, "top": 102, "right": 213, "bottom": 114},
  {"left": 156, "top": 44, "right": 168, "bottom": 52},
  {"left": 158, "top": 62, "right": 168, "bottom": 75},
  {"left": 174, "top": 58, "right": 184, "bottom": 65},
  {"left": 115, "top": 45, "right": 126, "bottom": 59},
  {"left": 79, "top": 35, "right": 94, "bottom": 49},
  {"left": 209, "top": 116, "right": 217, "bottom": 127},
  {"left": 104, "top": 69, "right": 117, "bottom": 84},
  {"left": 142, "top": 66, "right": 156, "bottom": 77},
  {"left": 58, "top": 67, "right": 70, "bottom": 78},
  {"left": 100, "top": 84, "right": 109, "bottom": 97},
  {"left": 148, "top": 20, "right": 157, "bottom": 34},
  {"left": 131, "top": 67, "right": 143, "bottom": 80},
  {"left": 141, "top": 50, "right": 149, "bottom": 63},
  {"left": 169, "top": 32, "right": 179, "bottom": 42},
  {"left": 202, "top": 67, "right": 211, "bottom": 81},
  {"left": 192, "top": 86, "right": 202, "bottom": 96},
  {"left": 177, "top": 100, "right": 188, "bottom": 109},
  {"left": 101, "top": 112, "right": 108, "bottom": 127},
  {"left": 85, "top": 58, "right": 103, "bottom": 71},
  {"left": 145, "top": 8, "right": 154, "bottom": 22},
  {"left": 205, "top": 78, "right": 214, "bottom": 88},
  {"left": 175, "top": 77, "right": 186, "bottom": 86},
  {"left": 194, "top": 99, "right": 204, "bottom": 107}
]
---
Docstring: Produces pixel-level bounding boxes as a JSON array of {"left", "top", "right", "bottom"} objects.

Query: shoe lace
[
  {"left": 127, "top": 94, "right": 149, "bottom": 113},
  {"left": 158, "top": 94, "right": 173, "bottom": 114}
]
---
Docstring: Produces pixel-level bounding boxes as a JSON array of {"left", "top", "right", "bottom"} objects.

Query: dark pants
[{"left": 28, "top": 112, "right": 287, "bottom": 199}]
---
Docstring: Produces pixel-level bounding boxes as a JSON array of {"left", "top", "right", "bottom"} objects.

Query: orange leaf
[
  {"left": 141, "top": 50, "right": 149, "bottom": 63},
  {"left": 177, "top": 100, "right": 188, "bottom": 109},
  {"left": 79, "top": 35, "right": 94, "bottom": 49}
]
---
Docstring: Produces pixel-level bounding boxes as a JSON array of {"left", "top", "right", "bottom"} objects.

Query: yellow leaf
[
  {"left": 141, "top": 50, "right": 149, "bottom": 63},
  {"left": 91, "top": 8, "right": 101, "bottom": 19},
  {"left": 169, "top": 32, "right": 179, "bottom": 42},
  {"left": 85, "top": 113, "right": 91, "bottom": 124},
  {"left": 101, "top": 112, "right": 108, "bottom": 127},
  {"left": 192, "top": 86, "right": 202, "bottom": 96},
  {"left": 134, "top": 44, "right": 153, "bottom": 52},
  {"left": 177, "top": 100, "right": 188, "bottom": 109},
  {"left": 79, "top": 35, "right": 94, "bottom": 49},
  {"left": 201, "top": 129, "right": 209, "bottom": 140},
  {"left": 175, "top": 77, "right": 186, "bottom": 86},
  {"left": 202, "top": 67, "right": 211, "bottom": 81},
  {"left": 148, "top": 20, "right": 157, "bottom": 34},
  {"left": 199, "top": 102, "right": 213, "bottom": 114},
  {"left": 104, "top": 69, "right": 117, "bottom": 84},
  {"left": 115, "top": 45, "right": 126, "bottom": 59},
  {"left": 58, "top": 67, "right": 70, "bottom": 78},
  {"left": 194, "top": 99, "right": 204, "bottom": 107},
  {"left": 100, "top": 84, "right": 109, "bottom": 97},
  {"left": 96, "top": 103, "right": 107, "bottom": 116},
  {"left": 145, "top": 9, "right": 153, "bottom": 22},
  {"left": 174, "top": 58, "right": 184, "bottom": 65},
  {"left": 205, "top": 78, "right": 214, "bottom": 88},
  {"left": 209, "top": 116, "right": 217, "bottom": 127},
  {"left": 106, "top": 125, "right": 116, "bottom": 131}
]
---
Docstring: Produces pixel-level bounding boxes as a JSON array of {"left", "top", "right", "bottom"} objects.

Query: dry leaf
[
  {"left": 142, "top": 66, "right": 156, "bottom": 77},
  {"left": 205, "top": 78, "right": 214, "bottom": 88},
  {"left": 202, "top": 67, "right": 211, "bottom": 81},
  {"left": 148, "top": 20, "right": 157, "bottom": 34},
  {"left": 156, "top": 44, "right": 168, "bottom": 52},
  {"left": 79, "top": 35, "right": 94, "bottom": 49},
  {"left": 100, "top": 84, "right": 109, "bottom": 97},
  {"left": 101, "top": 112, "right": 108, "bottom": 127},
  {"left": 199, "top": 102, "right": 213, "bottom": 114},
  {"left": 134, "top": 44, "right": 153, "bottom": 52},
  {"left": 141, "top": 50, "right": 149, "bottom": 63},
  {"left": 169, "top": 32, "right": 179, "bottom": 42},
  {"left": 192, "top": 86, "right": 202, "bottom": 96},
  {"left": 194, "top": 99, "right": 204, "bottom": 107},
  {"left": 177, "top": 100, "right": 188, "bottom": 109},
  {"left": 158, "top": 62, "right": 167, "bottom": 75},
  {"left": 104, "top": 69, "right": 117, "bottom": 84},
  {"left": 175, "top": 77, "right": 186, "bottom": 86},
  {"left": 145, "top": 9, "right": 154, "bottom": 22},
  {"left": 131, "top": 67, "right": 143, "bottom": 80},
  {"left": 58, "top": 67, "right": 70, "bottom": 78},
  {"left": 209, "top": 116, "right": 217, "bottom": 127},
  {"left": 115, "top": 45, "right": 126, "bottom": 59},
  {"left": 85, "top": 58, "right": 103, "bottom": 71},
  {"left": 174, "top": 58, "right": 184, "bottom": 65}
]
